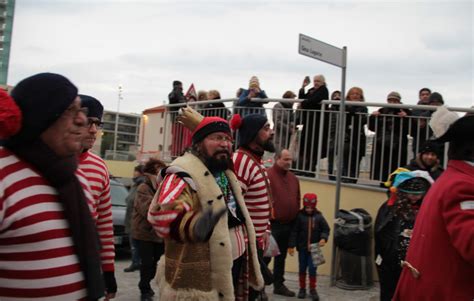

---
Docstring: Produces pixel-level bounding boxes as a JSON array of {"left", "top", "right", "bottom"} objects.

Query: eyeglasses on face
[
  {"left": 87, "top": 118, "right": 104, "bottom": 129},
  {"left": 206, "top": 134, "right": 233, "bottom": 143}
]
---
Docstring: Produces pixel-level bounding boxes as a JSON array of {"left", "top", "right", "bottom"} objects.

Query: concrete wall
[
  {"left": 105, "top": 160, "right": 136, "bottom": 178},
  {"left": 141, "top": 111, "right": 165, "bottom": 154},
  {"left": 276, "top": 178, "right": 386, "bottom": 277}
]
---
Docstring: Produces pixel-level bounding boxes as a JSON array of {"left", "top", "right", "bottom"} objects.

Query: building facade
[
  {"left": 0, "top": 0, "right": 15, "bottom": 85},
  {"left": 137, "top": 105, "right": 167, "bottom": 162},
  {"left": 101, "top": 110, "right": 141, "bottom": 160}
]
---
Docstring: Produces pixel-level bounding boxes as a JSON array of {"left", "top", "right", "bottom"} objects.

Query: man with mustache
[
  {"left": 231, "top": 113, "right": 276, "bottom": 301},
  {"left": 147, "top": 107, "right": 263, "bottom": 300}
]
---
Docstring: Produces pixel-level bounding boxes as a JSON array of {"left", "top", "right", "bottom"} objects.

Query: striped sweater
[
  {"left": 233, "top": 148, "right": 271, "bottom": 240},
  {"left": 0, "top": 147, "right": 90, "bottom": 300},
  {"left": 78, "top": 151, "right": 115, "bottom": 272}
]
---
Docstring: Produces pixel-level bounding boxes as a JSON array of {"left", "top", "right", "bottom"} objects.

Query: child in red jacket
[{"left": 288, "top": 193, "right": 330, "bottom": 301}]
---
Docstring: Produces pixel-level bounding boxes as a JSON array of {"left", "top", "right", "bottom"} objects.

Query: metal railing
[{"left": 158, "top": 98, "right": 474, "bottom": 186}]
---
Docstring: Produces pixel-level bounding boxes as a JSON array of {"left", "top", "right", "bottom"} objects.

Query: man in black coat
[
  {"left": 410, "top": 88, "right": 432, "bottom": 157},
  {"left": 168, "top": 80, "right": 185, "bottom": 110},
  {"left": 369, "top": 92, "right": 411, "bottom": 184},
  {"left": 296, "top": 75, "right": 329, "bottom": 174},
  {"left": 168, "top": 80, "right": 187, "bottom": 158}
]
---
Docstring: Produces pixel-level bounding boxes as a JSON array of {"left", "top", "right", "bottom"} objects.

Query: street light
[{"left": 113, "top": 85, "right": 123, "bottom": 160}]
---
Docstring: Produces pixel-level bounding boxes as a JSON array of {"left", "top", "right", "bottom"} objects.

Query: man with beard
[
  {"left": 147, "top": 107, "right": 263, "bottom": 300},
  {"left": 231, "top": 113, "right": 275, "bottom": 301},
  {"left": 78, "top": 95, "right": 117, "bottom": 299},
  {"left": 403, "top": 140, "right": 444, "bottom": 180}
]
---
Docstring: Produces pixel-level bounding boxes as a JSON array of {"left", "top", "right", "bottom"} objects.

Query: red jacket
[{"left": 393, "top": 160, "right": 474, "bottom": 301}]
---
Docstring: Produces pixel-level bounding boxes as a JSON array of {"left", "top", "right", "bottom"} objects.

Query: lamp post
[{"left": 113, "top": 85, "right": 123, "bottom": 160}]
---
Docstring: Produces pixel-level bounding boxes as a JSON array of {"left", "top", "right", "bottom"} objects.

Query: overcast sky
[{"left": 8, "top": 0, "right": 473, "bottom": 114}]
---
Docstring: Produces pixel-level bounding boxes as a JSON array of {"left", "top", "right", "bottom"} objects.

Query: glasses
[
  {"left": 87, "top": 118, "right": 104, "bottom": 129},
  {"left": 64, "top": 106, "right": 87, "bottom": 117},
  {"left": 206, "top": 134, "right": 233, "bottom": 144}
]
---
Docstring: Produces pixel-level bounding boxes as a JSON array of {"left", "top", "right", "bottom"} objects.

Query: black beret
[
  {"left": 80, "top": 94, "right": 104, "bottom": 120},
  {"left": 9, "top": 73, "right": 78, "bottom": 145},
  {"left": 237, "top": 114, "right": 267, "bottom": 147}
]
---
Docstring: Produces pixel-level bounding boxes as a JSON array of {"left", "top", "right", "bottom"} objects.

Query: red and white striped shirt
[
  {"left": 78, "top": 151, "right": 115, "bottom": 272},
  {"left": 0, "top": 147, "right": 88, "bottom": 300},
  {"left": 233, "top": 149, "right": 271, "bottom": 239},
  {"left": 148, "top": 174, "right": 190, "bottom": 239}
]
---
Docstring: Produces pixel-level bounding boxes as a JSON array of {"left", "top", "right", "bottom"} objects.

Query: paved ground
[{"left": 113, "top": 250, "right": 379, "bottom": 301}]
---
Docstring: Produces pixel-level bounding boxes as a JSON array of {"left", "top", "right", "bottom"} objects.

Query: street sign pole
[
  {"left": 330, "top": 46, "right": 347, "bottom": 286},
  {"left": 298, "top": 34, "right": 347, "bottom": 287}
]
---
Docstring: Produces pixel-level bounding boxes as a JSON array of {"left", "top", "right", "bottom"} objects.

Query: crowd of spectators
[{"left": 169, "top": 76, "right": 452, "bottom": 184}]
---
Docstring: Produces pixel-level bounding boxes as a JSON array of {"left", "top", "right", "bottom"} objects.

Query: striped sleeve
[
  {"left": 78, "top": 151, "right": 115, "bottom": 272},
  {"left": 148, "top": 174, "right": 199, "bottom": 241},
  {"left": 233, "top": 151, "right": 251, "bottom": 193},
  {"left": 233, "top": 150, "right": 271, "bottom": 239}
]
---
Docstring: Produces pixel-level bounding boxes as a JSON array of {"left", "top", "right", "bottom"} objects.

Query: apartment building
[
  {"left": 0, "top": 0, "right": 14, "bottom": 85},
  {"left": 101, "top": 110, "right": 141, "bottom": 160}
]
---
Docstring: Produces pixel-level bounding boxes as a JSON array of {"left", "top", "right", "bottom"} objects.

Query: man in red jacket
[
  {"left": 393, "top": 115, "right": 474, "bottom": 300},
  {"left": 266, "top": 149, "right": 300, "bottom": 297}
]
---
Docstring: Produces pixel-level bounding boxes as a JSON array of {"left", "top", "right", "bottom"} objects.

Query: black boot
[
  {"left": 140, "top": 289, "right": 155, "bottom": 301},
  {"left": 274, "top": 284, "right": 296, "bottom": 297},
  {"left": 123, "top": 262, "right": 140, "bottom": 272},
  {"left": 310, "top": 288, "right": 319, "bottom": 301},
  {"left": 297, "top": 288, "right": 306, "bottom": 299}
]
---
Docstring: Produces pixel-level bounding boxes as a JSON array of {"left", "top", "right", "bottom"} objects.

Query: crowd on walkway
[{"left": 0, "top": 72, "right": 472, "bottom": 301}]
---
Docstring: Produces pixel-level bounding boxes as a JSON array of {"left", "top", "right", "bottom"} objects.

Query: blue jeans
[{"left": 298, "top": 249, "right": 317, "bottom": 277}]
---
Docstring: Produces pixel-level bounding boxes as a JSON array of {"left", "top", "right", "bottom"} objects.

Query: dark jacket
[
  {"left": 272, "top": 102, "right": 294, "bottom": 151},
  {"left": 288, "top": 210, "right": 330, "bottom": 251},
  {"left": 410, "top": 107, "right": 432, "bottom": 154},
  {"left": 298, "top": 86, "right": 329, "bottom": 111},
  {"left": 329, "top": 104, "right": 368, "bottom": 156},
  {"left": 374, "top": 201, "right": 402, "bottom": 270},
  {"left": 296, "top": 85, "right": 330, "bottom": 165},
  {"left": 404, "top": 156, "right": 444, "bottom": 180},
  {"left": 368, "top": 107, "right": 411, "bottom": 148},
  {"left": 131, "top": 174, "right": 163, "bottom": 242},
  {"left": 368, "top": 107, "right": 412, "bottom": 181},
  {"left": 202, "top": 102, "right": 231, "bottom": 119},
  {"left": 168, "top": 88, "right": 186, "bottom": 112},
  {"left": 124, "top": 175, "right": 145, "bottom": 233},
  {"left": 237, "top": 89, "right": 268, "bottom": 116},
  {"left": 238, "top": 89, "right": 268, "bottom": 108}
]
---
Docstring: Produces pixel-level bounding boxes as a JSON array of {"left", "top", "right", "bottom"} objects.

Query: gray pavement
[{"left": 113, "top": 250, "right": 379, "bottom": 301}]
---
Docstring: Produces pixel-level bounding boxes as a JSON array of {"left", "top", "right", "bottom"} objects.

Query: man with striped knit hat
[
  {"left": 0, "top": 73, "right": 105, "bottom": 300},
  {"left": 231, "top": 113, "right": 276, "bottom": 301},
  {"left": 78, "top": 95, "right": 117, "bottom": 299}
]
